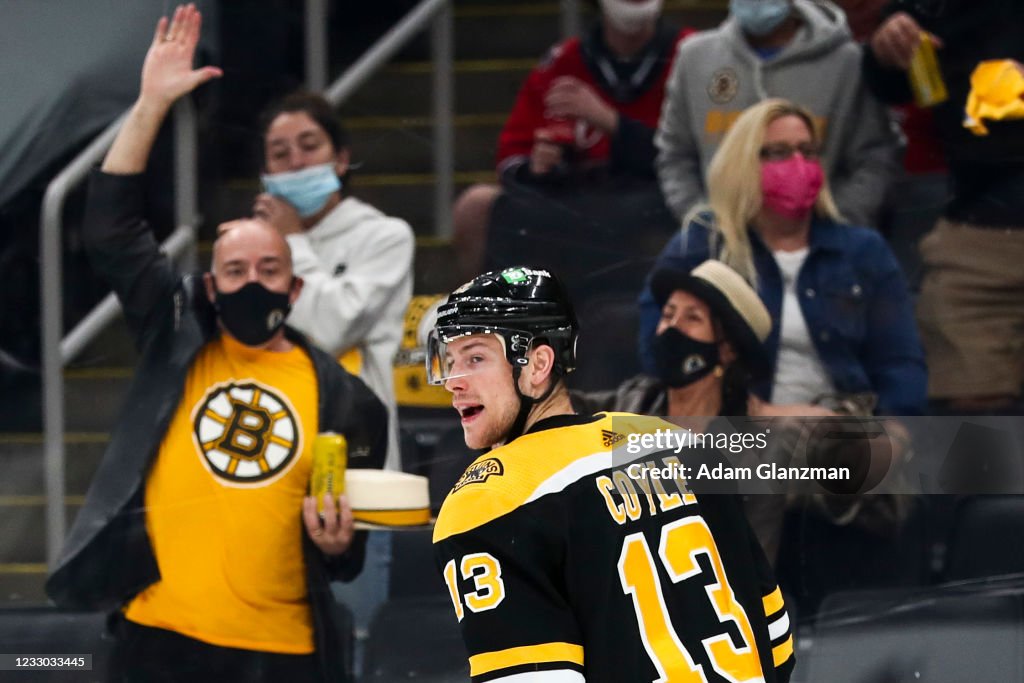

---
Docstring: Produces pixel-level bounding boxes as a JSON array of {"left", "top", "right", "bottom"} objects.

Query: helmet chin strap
[{"left": 505, "top": 364, "right": 561, "bottom": 444}]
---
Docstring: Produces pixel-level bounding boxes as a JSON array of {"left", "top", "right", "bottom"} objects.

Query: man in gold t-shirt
[{"left": 45, "top": 6, "right": 387, "bottom": 682}]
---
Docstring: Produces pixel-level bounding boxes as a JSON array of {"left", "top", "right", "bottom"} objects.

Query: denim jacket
[{"left": 638, "top": 215, "right": 927, "bottom": 415}]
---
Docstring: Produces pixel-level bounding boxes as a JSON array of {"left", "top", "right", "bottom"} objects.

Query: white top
[
  {"left": 770, "top": 248, "right": 834, "bottom": 405},
  {"left": 286, "top": 196, "right": 415, "bottom": 472}
]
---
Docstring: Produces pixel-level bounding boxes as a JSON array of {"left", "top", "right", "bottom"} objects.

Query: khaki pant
[{"left": 917, "top": 218, "right": 1024, "bottom": 399}]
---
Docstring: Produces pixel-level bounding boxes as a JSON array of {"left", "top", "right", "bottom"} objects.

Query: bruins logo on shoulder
[
  {"left": 191, "top": 380, "right": 302, "bottom": 487},
  {"left": 452, "top": 458, "right": 504, "bottom": 493}
]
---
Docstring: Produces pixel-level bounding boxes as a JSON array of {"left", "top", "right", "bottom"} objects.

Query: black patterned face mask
[
  {"left": 214, "top": 281, "right": 292, "bottom": 346},
  {"left": 653, "top": 327, "right": 721, "bottom": 388}
]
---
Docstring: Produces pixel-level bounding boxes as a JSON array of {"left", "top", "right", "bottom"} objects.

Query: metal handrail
[
  {"left": 323, "top": 0, "right": 454, "bottom": 237},
  {"left": 40, "top": 98, "right": 198, "bottom": 567}
]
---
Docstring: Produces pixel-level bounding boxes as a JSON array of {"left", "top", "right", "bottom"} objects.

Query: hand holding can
[{"left": 311, "top": 432, "right": 347, "bottom": 516}]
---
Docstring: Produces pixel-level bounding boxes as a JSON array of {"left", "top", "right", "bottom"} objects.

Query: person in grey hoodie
[{"left": 655, "top": 0, "right": 898, "bottom": 227}]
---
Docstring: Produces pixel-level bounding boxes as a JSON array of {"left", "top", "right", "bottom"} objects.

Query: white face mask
[{"left": 599, "top": 0, "right": 663, "bottom": 35}]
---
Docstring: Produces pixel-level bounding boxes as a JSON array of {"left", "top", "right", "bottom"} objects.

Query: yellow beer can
[
  {"left": 909, "top": 32, "right": 948, "bottom": 107},
  {"left": 311, "top": 432, "right": 347, "bottom": 515}
]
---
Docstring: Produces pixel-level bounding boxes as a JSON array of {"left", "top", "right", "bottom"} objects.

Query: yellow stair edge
[
  {"left": 0, "top": 563, "right": 46, "bottom": 575},
  {"left": 0, "top": 495, "right": 86, "bottom": 507},
  {"left": 64, "top": 367, "right": 134, "bottom": 380}
]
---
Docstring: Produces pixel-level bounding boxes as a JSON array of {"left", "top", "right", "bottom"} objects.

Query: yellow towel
[{"left": 964, "top": 60, "right": 1024, "bottom": 136}]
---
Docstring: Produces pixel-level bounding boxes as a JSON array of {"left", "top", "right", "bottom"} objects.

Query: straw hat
[{"left": 650, "top": 259, "right": 772, "bottom": 375}]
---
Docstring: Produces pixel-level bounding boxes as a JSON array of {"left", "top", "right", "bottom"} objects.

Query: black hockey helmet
[{"left": 427, "top": 266, "right": 578, "bottom": 385}]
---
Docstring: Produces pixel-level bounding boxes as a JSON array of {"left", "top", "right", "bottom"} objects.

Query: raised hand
[
  {"left": 103, "top": 4, "right": 222, "bottom": 174},
  {"left": 140, "top": 3, "right": 222, "bottom": 109}
]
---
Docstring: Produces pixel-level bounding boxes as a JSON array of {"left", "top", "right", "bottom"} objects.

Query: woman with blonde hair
[{"left": 638, "top": 97, "right": 926, "bottom": 417}]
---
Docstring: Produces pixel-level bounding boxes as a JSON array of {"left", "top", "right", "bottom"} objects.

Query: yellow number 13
[
  {"left": 443, "top": 552, "right": 506, "bottom": 622},
  {"left": 618, "top": 517, "right": 764, "bottom": 683}
]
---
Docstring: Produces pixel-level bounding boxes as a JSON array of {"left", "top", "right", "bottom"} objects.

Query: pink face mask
[{"left": 761, "top": 156, "right": 824, "bottom": 220}]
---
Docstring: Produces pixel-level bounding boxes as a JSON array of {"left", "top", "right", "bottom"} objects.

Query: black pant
[{"left": 107, "top": 618, "right": 320, "bottom": 683}]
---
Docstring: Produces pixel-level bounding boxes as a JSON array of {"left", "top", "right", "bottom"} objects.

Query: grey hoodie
[{"left": 655, "top": 0, "right": 898, "bottom": 227}]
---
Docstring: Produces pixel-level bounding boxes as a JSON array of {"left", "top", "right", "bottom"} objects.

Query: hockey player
[{"left": 428, "top": 266, "right": 794, "bottom": 682}]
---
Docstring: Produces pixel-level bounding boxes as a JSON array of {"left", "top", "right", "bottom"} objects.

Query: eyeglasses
[{"left": 759, "top": 142, "right": 820, "bottom": 162}]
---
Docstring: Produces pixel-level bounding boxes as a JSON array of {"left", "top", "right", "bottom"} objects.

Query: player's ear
[
  {"left": 203, "top": 271, "right": 217, "bottom": 304},
  {"left": 525, "top": 344, "right": 556, "bottom": 395}
]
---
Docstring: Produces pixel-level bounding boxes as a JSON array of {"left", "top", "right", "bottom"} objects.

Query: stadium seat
[
  {"left": 363, "top": 597, "right": 468, "bottom": 682},
  {"left": 0, "top": 608, "right": 113, "bottom": 682},
  {"left": 945, "top": 495, "right": 1024, "bottom": 580},
  {"left": 806, "top": 586, "right": 1024, "bottom": 682}
]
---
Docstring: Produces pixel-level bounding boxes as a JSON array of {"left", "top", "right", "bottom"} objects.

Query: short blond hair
[{"left": 685, "top": 98, "right": 841, "bottom": 282}]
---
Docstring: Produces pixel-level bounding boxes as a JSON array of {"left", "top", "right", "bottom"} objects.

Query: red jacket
[{"left": 497, "top": 26, "right": 691, "bottom": 178}]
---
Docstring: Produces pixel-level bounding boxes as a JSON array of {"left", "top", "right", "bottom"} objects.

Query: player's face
[
  {"left": 443, "top": 334, "right": 521, "bottom": 450},
  {"left": 264, "top": 111, "right": 349, "bottom": 176},
  {"left": 655, "top": 290, "right": 715, "bottom": 342}
]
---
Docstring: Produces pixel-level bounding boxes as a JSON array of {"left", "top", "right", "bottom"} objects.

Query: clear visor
[{"left": 426, "top": 327, "right": 511, "bottom": 385}]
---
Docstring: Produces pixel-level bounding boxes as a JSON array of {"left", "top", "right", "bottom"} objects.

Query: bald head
[
  {"left": 205, "top": 219, "right": 298, "bottom": 305},
  {"left": 213, "top": 219, "right": 292, "bottom": 274}
]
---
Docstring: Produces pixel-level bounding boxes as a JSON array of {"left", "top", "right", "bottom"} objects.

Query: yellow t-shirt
[{"left": 124, "top": 334, "right": 319, "bottom": 654}]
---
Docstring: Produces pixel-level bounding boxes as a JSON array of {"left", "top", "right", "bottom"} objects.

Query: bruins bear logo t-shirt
[{"left": 125, "top": 333, "right": 319, "bottom": 654}]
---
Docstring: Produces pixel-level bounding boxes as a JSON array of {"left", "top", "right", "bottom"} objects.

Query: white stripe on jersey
[
  {"left": 487, "top": 670, "right": 586, "bottom": 683},
  {"left": 524, "top": 450, "right": 611, "bottom": 504},
  {"left": 768, "top": 610, "right": 791, "bottom": 641}
]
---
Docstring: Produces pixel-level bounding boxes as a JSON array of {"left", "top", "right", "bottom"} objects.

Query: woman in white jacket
[{"left": 253, "top": 91, "right": 415, "bottom": 655}]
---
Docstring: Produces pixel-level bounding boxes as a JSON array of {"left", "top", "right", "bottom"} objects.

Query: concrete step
[
  {"left": 450, "top": 4, "right": 563, "bottom": 61},
  {"left": 339, "top": 60, "right": 532, "bottom": 120},
  {"left": 0, "top": 434, "right": 107, "bottom": 497},
  {"left": 63, "top": 368, "right": 132, "bottom": 433},
  {"left": 0, "top": 504, "right": 82, "bottom": 565},
  {"left": 347, "top": 115, "right": 503, "bottom": 176},
  {"left": 0, "top": 565, "right": 47, "bottom": 604}
]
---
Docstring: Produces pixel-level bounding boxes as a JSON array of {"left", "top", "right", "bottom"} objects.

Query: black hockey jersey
[{"left": 433, "top": 412, "right": 794, "bottom": 682}]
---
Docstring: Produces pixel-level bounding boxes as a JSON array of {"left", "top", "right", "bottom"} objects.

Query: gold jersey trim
[
  {"left": 469, "top": 641, "right": 584, "bottom": 677},
  {"left": 762, "top": 586, "right": 785, "bottom": 617},
  {"left": 772, "top": 635, "right": 794, "bottom": 667}
]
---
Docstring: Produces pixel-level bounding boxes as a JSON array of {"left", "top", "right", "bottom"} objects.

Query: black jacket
[{"left": 45, "top": 171, "right": 388, "bottom": 682}]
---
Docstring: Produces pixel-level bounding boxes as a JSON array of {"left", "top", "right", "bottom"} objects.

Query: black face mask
[
  {"left": 653, "top": 327, "right": 721, "bottom": 388},
  {"left": 214, "top": 281, "right": 292, "bottom": 347}
]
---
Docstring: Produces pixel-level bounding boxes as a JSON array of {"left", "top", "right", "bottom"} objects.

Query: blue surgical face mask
[
  {"left": 729, "top": 0, "right": 791, "bottom": 37},
  {"left": 260, "top": 163, "right": 342, "bottom": 218}
]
